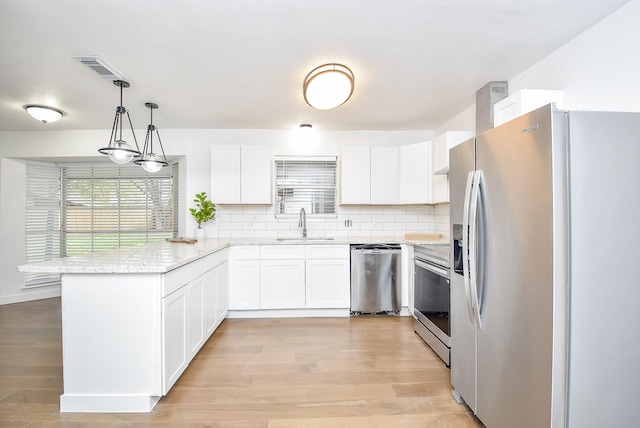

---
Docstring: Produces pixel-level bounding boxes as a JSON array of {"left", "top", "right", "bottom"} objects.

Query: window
[
  {"left": 25, "top": 163, "right": 62, "bottom": 287},
  {"left": 275, "top": 156, "right": 337, "bottom": 218},
  {"left": 24, "top": 162, "right": 179, "bottom": 287}
]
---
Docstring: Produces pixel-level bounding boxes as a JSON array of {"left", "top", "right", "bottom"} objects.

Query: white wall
[
  {"left": 435, "top": 1, "right": 640, "bottom": 134},
  {"left": 508, "top": 0, "right": 640, "bottom": 113}
]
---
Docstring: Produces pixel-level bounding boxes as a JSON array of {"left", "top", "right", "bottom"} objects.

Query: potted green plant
[{"left": 189, "top": 192, "right": 216, "bottom": 238}]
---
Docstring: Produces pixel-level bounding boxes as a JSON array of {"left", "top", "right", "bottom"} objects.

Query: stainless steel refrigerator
[{"left": 449, "top": 104, "right": 640, "bottom": 428}]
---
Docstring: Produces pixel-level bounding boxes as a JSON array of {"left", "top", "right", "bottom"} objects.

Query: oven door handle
[{"left": 415, "top": 258, "right": 448, "bottom": 278}]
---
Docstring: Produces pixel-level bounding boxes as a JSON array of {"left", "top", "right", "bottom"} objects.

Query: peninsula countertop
[{"left": 18, "top": 235, "right": 448, "bottom": 274}]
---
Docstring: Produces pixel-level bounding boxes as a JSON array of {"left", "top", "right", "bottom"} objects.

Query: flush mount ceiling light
[
  {"left": 24, "top": 105, "right": 64, "bottom": 123},
  {"left": 303, "top": 63, "right": 354, "bottom": 110},
  {"left": 134, "top": 103, "right": 168, "bottom": 173},
  {"left": 98, "top": 80, "right": 142, "bottom": 165}
]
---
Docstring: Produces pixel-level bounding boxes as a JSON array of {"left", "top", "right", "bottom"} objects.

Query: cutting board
[
  {"left": 166, "top": 237, "right": 198, "bottom": 244},
  {"left": 404, "top": 233, "right": 442, "bottom": 241}
]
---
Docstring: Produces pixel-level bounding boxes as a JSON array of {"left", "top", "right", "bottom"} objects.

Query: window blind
[
  {"left": 275, "top": 157, "right": 337, "bottom": 217},
  {"left": 25, "top": 163, "right": 62, "bottom": 287},
  {"left": 61, "top": 164, "right": 179, "bottom": 255},
  {"left": 24, "top": 163, "right": 179, "bottom": 288}
]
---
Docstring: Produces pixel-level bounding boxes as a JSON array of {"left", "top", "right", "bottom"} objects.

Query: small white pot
[{"left": 194, "top": 227, "right": 206, "bottom": 239}]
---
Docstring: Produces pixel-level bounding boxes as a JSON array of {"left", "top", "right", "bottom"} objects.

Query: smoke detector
[{"left": 72, "top": 55, "right": 124, "bottom": 80}]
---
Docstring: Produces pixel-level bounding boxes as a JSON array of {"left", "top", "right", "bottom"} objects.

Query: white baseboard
[{"left": 0, "top": 287, "right": 61, "bottom": 305}]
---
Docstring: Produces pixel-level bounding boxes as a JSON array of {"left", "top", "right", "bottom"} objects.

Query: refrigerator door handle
[
  {"left": 468, "top": 170, "right": 484, "bottom": 329},
  {"left": 462, "top": 171, "right": 476, "bottom": 325}
]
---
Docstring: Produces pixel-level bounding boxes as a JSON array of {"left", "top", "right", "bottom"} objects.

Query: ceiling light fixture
[
  {"left": 98, "top": 80, "right": 141, "bottom": 165},
  {"left": 300, "top": 123, "right": 313, "bottom": 131},
  {"left": 24, "top": 105, "right": 63, "bottom": 123},
  {"left": 303, "top": 63, "right": 354, "bottom": 110},
  {"left": 134, "top": 103, "right": 168, "bottom": 173}
]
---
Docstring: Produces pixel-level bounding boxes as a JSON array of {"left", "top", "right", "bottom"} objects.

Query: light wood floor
[{"left": 0, "top": 298, "right": 481, "bottom": 427}]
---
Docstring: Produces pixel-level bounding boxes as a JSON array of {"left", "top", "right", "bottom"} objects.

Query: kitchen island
[{"left": 18, "top": 239, "right": 231, "bottom": 413}]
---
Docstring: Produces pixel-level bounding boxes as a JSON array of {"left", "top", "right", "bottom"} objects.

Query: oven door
[{"left": 414, "top": 258, "right": 451, "bottom": 347}]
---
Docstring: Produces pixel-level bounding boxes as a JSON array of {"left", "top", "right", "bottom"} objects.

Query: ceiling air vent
[{"left": 72, "top": 55, "right": 124, "bottom": 80}]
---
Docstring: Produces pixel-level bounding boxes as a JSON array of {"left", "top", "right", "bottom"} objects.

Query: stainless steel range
[{"left": 413, "top": 243, "right": 450, "bottom": 366}]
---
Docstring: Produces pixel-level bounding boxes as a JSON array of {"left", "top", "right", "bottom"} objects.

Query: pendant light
[
  {"left": 98, "top": 80, "right": 141, "bottom": 164},
  {"left": 303, "top": 64, "right": 354, "bottom": 110},
  {"left": 134, "top": 102, "right": 168, "bottom": 173}
]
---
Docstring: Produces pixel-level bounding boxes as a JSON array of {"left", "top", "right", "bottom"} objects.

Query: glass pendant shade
[
  {"left": 134, "top": 102, "right": 168, "bottom": 173},
  {"left": 106, "top": 140, "right": 138, "bottom": 164},
  {"left": 138, "top": 153, "right": 165, "bottom": 173},
  {"left": 303, "top": 64, "right": 354, "bottom": 110},
  {"left": 99, "top": 80, "right": 141, "bottom": 164}
]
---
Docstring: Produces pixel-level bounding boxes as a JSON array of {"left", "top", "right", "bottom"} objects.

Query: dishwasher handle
[{"left": 351, "top": 244, "right": 401, "bottom": 252}]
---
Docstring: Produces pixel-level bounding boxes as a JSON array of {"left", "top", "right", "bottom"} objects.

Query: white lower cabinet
[
  {"left": 215, "top": 262, "right": 229, "bottom": 326},
  {"left": 260, "top": 259, "right": 306, "bottom": 309},
  {"left": 229, "top": 244, "right": 350, "bottom": 311},
  {"left": 162, "top": 250, "right": 228, "bottom": 394},
  {"left": 306, "top": 258, "right": 350, "bottom": 308},
  {"left": 163, "top": 286, "right": 188, "bottom": 393},
  {"left": 204, "top": 261, "right": 229, "bottom": 336},
  {"left": 186, "top": 276, "right": 205, "bottom": 359},
  {"left": 229, "top": 246, "right": 260, "bottom": 310}
]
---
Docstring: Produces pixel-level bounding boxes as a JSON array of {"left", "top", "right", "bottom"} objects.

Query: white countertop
[
  {"left": 17, "top": 239, "right": 231, "bottom": 274},
  {"left": 18, "top": 236, "right": 448, "bottom": 274}
]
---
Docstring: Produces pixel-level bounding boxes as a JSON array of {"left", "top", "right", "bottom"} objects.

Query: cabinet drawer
[
  {"left": 232, "top": 245, "right": 260, "bottom": 260},
  {"left": 305, "top": 245, "right": 349, "bottom": 259},
  {"left": 260, "top": 245, "right": 305, "bottom": 260}
]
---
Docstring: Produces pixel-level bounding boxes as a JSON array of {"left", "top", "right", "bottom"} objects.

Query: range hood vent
[
  {"left": 476, "top": 81, "right": 508, "bottom": 134},
  {"left": 72, "top": 56, "right": 124, "bottom": 80}
]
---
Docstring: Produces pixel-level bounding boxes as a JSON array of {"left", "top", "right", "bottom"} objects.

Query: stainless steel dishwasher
[{"left": 350, "top": 244, "right": 402, "bottom": 315}]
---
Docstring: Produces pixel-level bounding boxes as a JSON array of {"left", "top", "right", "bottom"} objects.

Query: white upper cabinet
[
  {"left": 340, "top": 146, "right": 371, "bottom": 204},
  {"left": 341, "top": 146, "right": 400, "bottom": 205},
  {"left": 399, "top": 142, "right": 431, "bottom": 204},
  {"left": 493, "top": 89, "right": 564, "bottom": 127},
  {"left": 431, "top": 131, "right": 474, "bottom": 204},
  {"left": 342, "top": 144, "right": 435, "bottom": 205},
  {"left": 371, "top": 146, "right": 399, "bottom": 204},
  {"left": 211, "top": 145, "right": 272, "bottom": 204}
]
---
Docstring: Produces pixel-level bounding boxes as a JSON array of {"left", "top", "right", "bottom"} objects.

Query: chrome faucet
[{"left": 298, "top": 207, "right": 307, "bottom": 238}]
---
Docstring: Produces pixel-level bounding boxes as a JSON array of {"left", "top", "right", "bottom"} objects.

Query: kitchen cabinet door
[
  {"left": 229, "top": 259, "right": 260, "bottom": 310},
  {"left": 399, "top": 142, "right": 431, "bottom": 204},
  {"left": 211, "top": 145, "right": 241, "bottom": 204},
  {"left": 211, "top": 145, "right": 272, "bottom": 204},
  {"left": 260, "top": 259, "right": 306, "bottom": 309},
  {"left": 204, "top": 261, "right": 228, "bottom": 336},
  {"left": 215, "top": 261, "right": 229, "bottom": 326},
  {"left": 305, "top": 259, "right": 350, "bottom": 308},
  {"left": 203, "top": 268, "right": 218, "bottom": 337},
  {"left": 186, "top": 276, "right": 205, "bottom": 360},
  {"left": 341, "top": 146, "right": 371, "bottom": 204},
  {"left": 371, "top": 146, "right": 399, "bottom": 204},
  {"left": 240, "top": 145, "right": 272, "bottom": 204},
  {"left": 162, "top": 287, "right": 188, "bottom": 394}
]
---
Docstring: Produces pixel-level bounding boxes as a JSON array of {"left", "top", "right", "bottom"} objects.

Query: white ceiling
[{"left": 0, "top": 0, "right": 628, "bottom": 132}]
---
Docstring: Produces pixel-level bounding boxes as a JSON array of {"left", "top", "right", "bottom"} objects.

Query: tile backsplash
[{"left": 206, "top": 204, "right": 450, "bottom": 240}]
